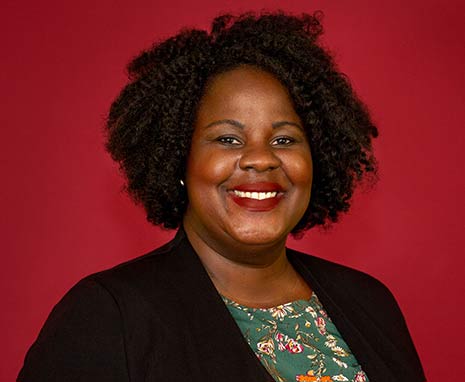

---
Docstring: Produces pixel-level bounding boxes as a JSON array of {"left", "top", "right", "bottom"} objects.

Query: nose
[{"left": 238, "top": 143, "right": 282, "bottom": 172}]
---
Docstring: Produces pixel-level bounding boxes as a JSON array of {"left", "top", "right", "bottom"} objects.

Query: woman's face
[{"left": 183, "top": 66, "right": 313, "bottom": 249}]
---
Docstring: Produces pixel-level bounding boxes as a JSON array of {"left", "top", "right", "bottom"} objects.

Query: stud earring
[{"left": 180, "top": 179, "right": 185, "bottom": 186}]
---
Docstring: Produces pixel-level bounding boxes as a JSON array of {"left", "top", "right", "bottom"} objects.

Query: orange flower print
[
  {"left": 296, "top": 375, "right": 316, "bottom": 382},
  {"left": 296, "top": 370, "right": 334, "bottom": 382},
  {"left": 296, "top": 370, "right": 317, "bottom": 382}
]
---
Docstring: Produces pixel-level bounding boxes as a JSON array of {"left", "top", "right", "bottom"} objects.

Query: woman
[{"left": 18, "top": 12, "right": 425, "bottom": 382}]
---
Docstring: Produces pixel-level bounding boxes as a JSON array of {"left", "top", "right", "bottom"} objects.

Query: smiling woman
[
  {"left": 18, "top": 11, "right": 425, "bottom": 382},
  {"left": 184, "top": 66, "right": 314, "bottom": 308}
]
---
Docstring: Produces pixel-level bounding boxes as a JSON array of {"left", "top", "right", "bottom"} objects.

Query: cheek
[
  {"left": 284, "top": 151, "right": 313, "bottom": 186},
  {"left": 295, "top": 159, "right": 313, "bottom": 184},
  {"left": 288, "top": 154, "right": 313, "bottom": 220},
  {"left": 186, "top": 147, "right": 236, "bottom": 190}
]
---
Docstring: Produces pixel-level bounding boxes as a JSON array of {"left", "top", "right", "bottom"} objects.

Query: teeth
[{"left": 233, "top": 190, "right": 278, "bottom": 200}]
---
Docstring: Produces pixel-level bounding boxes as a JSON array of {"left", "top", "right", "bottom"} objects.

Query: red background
[{"left": 2, "top": 0, "right": 464, "bottom": 380}]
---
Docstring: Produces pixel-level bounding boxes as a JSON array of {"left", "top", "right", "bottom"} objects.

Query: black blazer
[{"left": 18, "top": 228, "right": 425, "bottom": 382}]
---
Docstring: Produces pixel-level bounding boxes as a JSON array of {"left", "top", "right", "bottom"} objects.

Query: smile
[
  {"left": 228, "top": 183, "right": 284, "bottom": 211},
  {"left": 232, "top": 190, "right": 278, "bottom": 200}
]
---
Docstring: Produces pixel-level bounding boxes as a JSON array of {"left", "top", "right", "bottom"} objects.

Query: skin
[{"left": 183, "top": 66, "right": 313, "bottom": 308}]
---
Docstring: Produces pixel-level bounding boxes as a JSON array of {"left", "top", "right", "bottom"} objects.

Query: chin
[{"left": 229, "top": 224, "right": 290, "bottom": 247}]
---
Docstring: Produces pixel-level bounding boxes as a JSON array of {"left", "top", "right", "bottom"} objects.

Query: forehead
[{"left": 197, "top": 66, "right": 297, "bottom": 116}]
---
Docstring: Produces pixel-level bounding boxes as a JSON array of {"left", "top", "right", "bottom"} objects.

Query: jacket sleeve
[{"left": 17, "top": 278, "right": 129, "bottom": 382}]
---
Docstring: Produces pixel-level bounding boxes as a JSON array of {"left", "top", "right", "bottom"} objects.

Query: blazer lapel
[
  {"left": 289, "top": 250, "right": 420, "bottom": 382},
  {"left": 167, "top": 228, "right": 275, "bottom": 382}
]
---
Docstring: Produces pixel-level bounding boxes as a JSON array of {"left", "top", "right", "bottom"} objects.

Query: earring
[{"left": 180, "top": 179, "right": 185, "bottom": 186}]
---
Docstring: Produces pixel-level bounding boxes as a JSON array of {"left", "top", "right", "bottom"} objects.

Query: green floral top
[{"left": 222, "top": 292, "right": 369, "bottom": 382}]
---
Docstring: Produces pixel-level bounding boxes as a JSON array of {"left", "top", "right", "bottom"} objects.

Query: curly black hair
[{"left": 105, "top": 11, "right": 378, "bottom": 235}]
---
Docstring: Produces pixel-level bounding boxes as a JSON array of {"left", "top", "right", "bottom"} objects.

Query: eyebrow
[{"left": 204, "top": 119, "right": 303, "bottom": 131}]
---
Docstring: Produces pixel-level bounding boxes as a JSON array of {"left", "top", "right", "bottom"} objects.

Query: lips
[{"left": 228, "top": 182, "right": 284, "bottom": 211}]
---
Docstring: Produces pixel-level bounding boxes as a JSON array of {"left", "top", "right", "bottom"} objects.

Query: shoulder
[
  {"left": 288, "top": 248, "right": 409, "bottom": 342},
  {"left": 18, "top": 234, "right": 184, "bottom": 382},
  {"left": 18, "top": 277, "right": 128, "bottom": 381},
  {"left": 288, "top": 248, "right": 397, "bottom": 305},
  {"left": 288, "top": 248, "right": 425, "bottom": 379},
  {"left": 83, "top": 230, "right": 190, "bottom": 302},
  {"left": 45, "top": 235, "right": 180, "bottom": 323}
]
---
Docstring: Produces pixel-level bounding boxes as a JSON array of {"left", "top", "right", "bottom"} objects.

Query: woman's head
[
  {"left": 105, "top": 11, "right": 378, "bottom": 236},
  {"left": 183, "top": 65, "right": 313, "bottom": 247}
]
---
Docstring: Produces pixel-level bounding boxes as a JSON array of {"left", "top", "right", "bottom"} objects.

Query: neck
[{"left": 183, "top": 220, "right": 306, "bottom": 308}]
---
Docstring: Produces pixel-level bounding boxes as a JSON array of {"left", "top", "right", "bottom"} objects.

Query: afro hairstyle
[{"left": 105, "top": 11, "right": 378, "bottom": 235}]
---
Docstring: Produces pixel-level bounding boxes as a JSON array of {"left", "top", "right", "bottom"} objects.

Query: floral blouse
[{"left": 222, "top": 292, "right": 369, "bottom": 382}]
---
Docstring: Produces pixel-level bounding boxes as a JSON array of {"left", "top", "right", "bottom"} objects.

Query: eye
[
  {"left": 216, "top": 136, "right": 242, "bottom": 145},
  {"left": 271, "top": 136, "right": 295, "bottom": 146}
]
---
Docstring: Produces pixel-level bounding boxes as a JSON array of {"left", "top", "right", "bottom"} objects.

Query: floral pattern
[{"left": 222, "top": 292, "right": 369, "bottom": 382}]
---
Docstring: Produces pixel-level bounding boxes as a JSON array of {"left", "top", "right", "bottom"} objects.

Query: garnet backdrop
[{"left": 2, "top": 0, "right": 464, "bottom": 381}]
